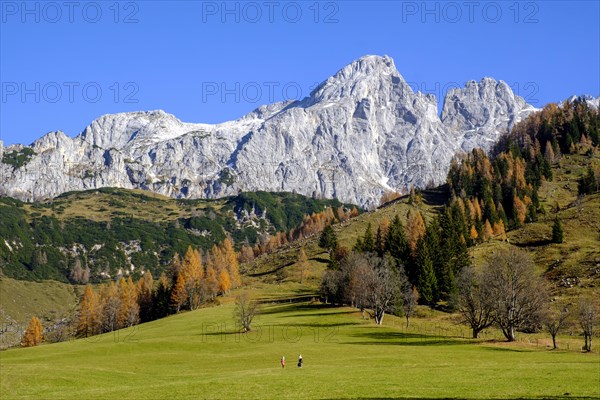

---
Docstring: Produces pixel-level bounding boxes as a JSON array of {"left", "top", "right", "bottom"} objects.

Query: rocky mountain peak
[{"left": 1, "top": 55, "right": 539, "bottom": 208}]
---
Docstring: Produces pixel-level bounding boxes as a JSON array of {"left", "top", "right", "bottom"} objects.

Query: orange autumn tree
[
  {"left": 297, "top": 247, "right": 309, "bottom": 283},
  {"left": 218, "top": 268, "right": 231, "bottom": 294},
  {"left": 182, "top": 246, "right": 204, "bottom": 310},
  {"left": 203, "top": 256, "right": 219, "bottom": 300},
  {"left": 221, "top": 238, "right": 241, "bottom": 288},
  {"left": 118, "top": 276, "right": 139, "bottom": 328},
  {"left": 77, "top": 285, "right": 100, "bottom": 337},
  {"left": 21, "top": 316, "right": 43, "bottom": 347},
  {"left": 406, "top": 209, "right": 426, "bottom": 257}
]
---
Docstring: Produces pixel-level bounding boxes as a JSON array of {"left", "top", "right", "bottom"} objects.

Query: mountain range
[{"left": 0, "top": 54, "right": 560, "bottom": 208}]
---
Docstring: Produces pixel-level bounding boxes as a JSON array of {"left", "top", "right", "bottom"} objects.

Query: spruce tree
[
  {"left": 415, "top": 239, "right": 437, "bottom": 305},
  {"left": 552, "top": 218, "right": 564, "bottom": 244}
]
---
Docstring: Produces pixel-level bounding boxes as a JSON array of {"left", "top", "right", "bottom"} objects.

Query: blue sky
[{"left": 1, "top": 0, "right": 599, "bottom": 146}]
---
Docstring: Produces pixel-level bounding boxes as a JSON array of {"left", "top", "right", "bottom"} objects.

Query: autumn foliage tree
[
  {"left": 21, "top": 316, "right": 43, "bottom": 347},
  {"left": 297, "top": 247, "right": 309, "bottom": 283},
  {"left": 77, "top": 285, "right": 100, "bottom": 337},
  {"left": 118, "top": 276, "right": 139, "bottom": 328}
]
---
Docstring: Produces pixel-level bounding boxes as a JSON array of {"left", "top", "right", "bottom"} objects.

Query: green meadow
[{"left": 2, "top": 290, "right": 598, "bottom": 400}]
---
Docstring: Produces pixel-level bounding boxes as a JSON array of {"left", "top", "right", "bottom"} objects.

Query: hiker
[
  {"left": 297, "top": 354, "right": 303, "bottom": 368},
  {"left": 281, "top": 356, "right": 285, "bottom": 368}
]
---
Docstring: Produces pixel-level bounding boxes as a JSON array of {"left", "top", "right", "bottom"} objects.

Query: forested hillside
[{"left": 0, "top": 189, "right": 357, "bottom": 283}]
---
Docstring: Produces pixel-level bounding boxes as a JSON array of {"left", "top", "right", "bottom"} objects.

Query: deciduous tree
[
  {"left": 484, "top": 249, "right": 547, "bottom": 341},
  {"left": 76, "top": 285, "right": 99, "bottom": 337},
  {"left": 21, "top": 316, "right": 43, "bottom": 347}
]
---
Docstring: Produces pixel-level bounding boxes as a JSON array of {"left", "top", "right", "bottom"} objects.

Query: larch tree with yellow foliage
[
  {"left": 77, "top": 285, "right": 100, "bottom": 337},
  {"left": 118, "top": 277, "right": 139, "bottom": 328},
  {"left": 297, "top": 247, "right": 309, "bottom": 283},
  {"left": 406, "top": 209, "right": 426, "bottom": 257},
  {"left": 182, "top": 246, "right": 204, "bottom": 310},
  {"left": 218, "top": 269, "right": 231, "bottom": 294},
  {"left": 21, "top": 316, "right": 43, "bottom": 347},
  {"left": 221, "top": 238, "right": 241, "bottom": 288}
]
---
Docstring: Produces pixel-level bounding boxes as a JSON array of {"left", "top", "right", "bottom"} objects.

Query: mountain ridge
[{"left": 0, "top": 55, "right": 555, "bottom": 208}]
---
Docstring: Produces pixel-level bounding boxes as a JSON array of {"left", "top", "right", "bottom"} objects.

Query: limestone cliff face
[{"left": 0, "top": 55, "right": 538, "bottom": 208}]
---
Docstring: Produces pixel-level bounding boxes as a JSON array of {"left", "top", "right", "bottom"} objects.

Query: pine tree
[
  {"left": 415, "top": 239, "right": 437, "bottom": 305},
  {"left": 153, "top": 273, "right": 171, "bottom": 319},
  {"left": 77, "top": 285, "right": 99, "bottom": 337},
  {"left": 385, "top": 215, "right": 407, "bottom": 262},
  {"left": 552, "top": 218, "right": 564, "bottom": 244},
  {"left": 21, "top": 316, "right": 43, "bottom": 347},
  {"left": 137, "top": 272, "right": 154, "bottom": 323},
  {"left": 319, "top": 225, "right": 338, "bottom": 256}
]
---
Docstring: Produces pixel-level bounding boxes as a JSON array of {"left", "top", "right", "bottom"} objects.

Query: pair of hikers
[{"left": 281, "top": 355, "right": 302, "bottom": 368}]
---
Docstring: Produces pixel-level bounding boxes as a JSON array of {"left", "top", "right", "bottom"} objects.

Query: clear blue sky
[{"left": 1, "top": 1, "right": 599, "bottom": 146}]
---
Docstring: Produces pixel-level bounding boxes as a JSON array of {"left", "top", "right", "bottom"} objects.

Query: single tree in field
[
  {"left": 77, "top": 285, "right": 100, "bottom": 337},
  {"left": 297, "top": 247, "right": 309, "bottom": 283},
  {"left": 578, "top": 298, "right": 597, "bottom": 352},
  {"left": 234, "top": 292, "right": 260, "bottom": 332},
  {"left": 484, "top": 249, "right": 547, "bottom": 341},
  {"left": 319, "top": 225, "right": 338, "bottom": 257},
  {"left": 543, "top": 303, "right": 569, "bottom": 350},
  {"left": 457, "top": 267, "right": 495, "bottom": 339},
  {"left": 358, "top": 254, "right": 402, "bottom": 325},
  {"left": 552, "top": 218, "right": 564, "bottom": 243},
  {"left": 21, "top": 316, "right": 43, "bottom": 347}
]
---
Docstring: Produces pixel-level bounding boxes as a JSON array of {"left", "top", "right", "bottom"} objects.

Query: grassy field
[{"left": 1, "top": 287, "right": 599, "bottom": 400}]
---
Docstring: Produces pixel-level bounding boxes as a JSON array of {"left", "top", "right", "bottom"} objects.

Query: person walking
[
  {"left": 281, "top": 355, "right": 285, "bottom": 368},
  {"left": 297, "top": 354, "right": 303, "bottom": 368}
]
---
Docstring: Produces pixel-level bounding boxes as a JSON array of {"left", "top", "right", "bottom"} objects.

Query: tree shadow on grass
[
  {"left": 323, "top": 397, "right": 595, "bottom": 400},
  {"left": 258, "top": 302, "right": 337, "bottom": 316},
  {"left": 342, "top": 330, "right": 472, "bottom": 347}
]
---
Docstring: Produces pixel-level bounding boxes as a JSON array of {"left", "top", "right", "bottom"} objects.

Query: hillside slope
[{"left": 0, "top": 189, "right": 354, "bottom": 282}]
